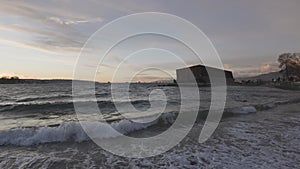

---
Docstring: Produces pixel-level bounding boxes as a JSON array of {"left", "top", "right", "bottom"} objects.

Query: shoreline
[
  {"left": 0, "top": 102, "right": 299, "bottom": 168},
  {"left": 1, "top": 94, "right": 300, "bottom": 147}
]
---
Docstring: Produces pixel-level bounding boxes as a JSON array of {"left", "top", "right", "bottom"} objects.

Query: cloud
[
  {"left": 133, "top": 75, "right": 173, "bottom": 82},
  {"left": 1, "top": 0, "right": 300, "bottom": 81},
  {"left": 0, "top": 1, "right": 102, "bottom": 55},
  {"left": 232, "top": 62, "right": 280, "bottom": 77},
  {"left": 0, "top": 38, "right": 81, "bottom": 55},
  {"left": 0, "top": 0, "right": 164, "bottom": 56},
  {"left": 0, "top": 23, "right": 84, "bottom": 49},
  {"left": 47, "top": 17, "right": 66, "bottom": 25},
  {"left": 0, "top": 24, "right": 51, "bottom": 36},
  {"left": 47, "top": 17, "right": 103, "bottom": 25},
  {"left": 223, "top": 64, "right": 233, "bottom": 70},
  {"left": 260, "top": 63, "right": 279, "bottom": 73},
  {"left": 0, "top": 22, "right": 86, "bottom": 55},
  {"left": 233, "top": 69, "right": 261, "bottom": 77}
]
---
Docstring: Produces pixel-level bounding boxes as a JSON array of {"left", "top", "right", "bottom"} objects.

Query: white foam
[
  {"left": 229, "top": 106, "right": 257, "bottom": 114},
  {"left": 0, "top": 112, "right": 177, "bottom": 146},
  {"left": 0, "top": 122, "right": 88, "bottom": 146}
]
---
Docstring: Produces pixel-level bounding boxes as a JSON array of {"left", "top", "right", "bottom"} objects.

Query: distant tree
[
  {"left": 10, "top": 76, "right": 19, "bottom": 80},
  {"left": 278, "top": 53, "right": 300, "bottom": 80},
  {"left": 1, "top": 76, "right": 20, "bottom": 80},
  {"left": 1, "top": 76, "right": 9, "bottom": 80}
]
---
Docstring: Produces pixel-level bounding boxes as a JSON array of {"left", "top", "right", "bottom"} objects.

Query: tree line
[
  {"left": 278, "top": 53, "right": 300, "bottom": 81},
  {"left": 0, "top": 76, "right": 20, "bottom": 80}
]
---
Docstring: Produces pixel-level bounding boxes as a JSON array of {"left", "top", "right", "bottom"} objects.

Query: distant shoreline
[
  {"left": 1, "top": 79, "right": 299, "bottom": 91},
  {"left": 0, "top": 79, "right": 172, "bottom": 85},
  {"left": 0, "top": 79, "right": 76, "bottom": 84}
]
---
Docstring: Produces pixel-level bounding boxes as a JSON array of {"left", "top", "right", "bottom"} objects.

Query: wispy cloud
[
  {"left": 232, "top": 61, "right": 280, "bottom": 77},
  {"left": 0, "top": 23, "right": 85, "bottom": 50},
  {"left": 47, "top": 17, "right": 103, "bottom": 25},
  {"left": 0, "top": 0, "right": 162, "bottom": 56},
  {"left": 0, "top": 1, "right": 104, "bottom": 55},
  {"left": 260, "top": 63, "right": 279, "bottom": 73},
  {"left": 0, "top": 24, "right": 51, "bottom": 36},
  {"left": 0, "top": 38, "right": 81, "bottom": 55}
]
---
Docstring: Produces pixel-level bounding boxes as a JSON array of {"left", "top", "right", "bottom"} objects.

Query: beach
[{"left": 0, "top": 82, "right": 299, "bottom": 168}]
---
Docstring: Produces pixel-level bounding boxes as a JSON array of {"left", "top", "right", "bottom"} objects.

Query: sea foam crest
[
  {"left": 0, "top": 112, "right": 177, "bottom": 146},
  {"left": 228, "top": 106, "right": 257, "bottom": 114}
]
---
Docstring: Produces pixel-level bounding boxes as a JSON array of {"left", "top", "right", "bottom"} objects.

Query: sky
[{"left": 1, "top": 0, "right": 300, "bottom": 82}]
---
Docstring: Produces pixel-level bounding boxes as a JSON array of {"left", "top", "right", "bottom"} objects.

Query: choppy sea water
[{"left": 0, "top": 82, "right": 299, "bottom": 168}]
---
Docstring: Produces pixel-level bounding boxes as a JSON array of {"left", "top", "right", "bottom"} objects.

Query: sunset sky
[{"left": 1, "top": 0, "right": 300, "bottom": 82}]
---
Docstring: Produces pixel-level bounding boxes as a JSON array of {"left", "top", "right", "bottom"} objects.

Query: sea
[{"left": 0, "top": 81, "right": 299, "bottom": 168}]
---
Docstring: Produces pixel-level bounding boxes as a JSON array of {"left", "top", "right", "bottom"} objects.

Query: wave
[
  {"left": 15, "top": 93, "right": 110, "bottom": 103},
  {"left": 0, "top": 112, "right": 177, "bottom": 146},
  {"left": 0, "top": 100, "right": 120, "bottom": 113},
  {"left": 0, "top": 101, "right": 76, "bottom": 114},
  {"left": 15, "top": 95, "right": 72, "bottom": 103},
  {"left": 0, "top": 100, "right": 281, "bottom": 147},
  {"left": 224, "top": 98, "right": 300, "bottom": 115},
  {"left": 225, "top": 106, "right": 257, "bottom": 115},
  {"left": 1, "top": 95, "right": 300, "bottom": 146},
  {"left": 0, "top": 99, "right": 175, "bottom": 115}
]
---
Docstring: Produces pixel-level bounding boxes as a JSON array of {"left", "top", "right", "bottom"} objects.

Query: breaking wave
[
  {"left": 0, "top": 112, "right": 177, "bottom": 146},
  {"left": 0, "top": 100, "right": 157, "bottom": 114}
]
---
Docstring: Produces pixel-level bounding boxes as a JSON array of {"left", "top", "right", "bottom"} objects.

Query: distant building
[{"left": 176, "top": 64, "right": 234, "bottom": 85}]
